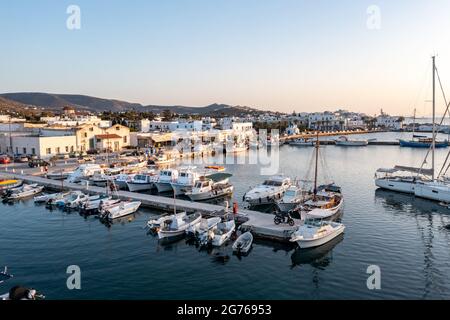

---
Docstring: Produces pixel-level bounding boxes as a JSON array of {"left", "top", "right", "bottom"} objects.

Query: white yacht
[
  {"left": 374, "top": 166, "right": 431, "bottom": 194},
  {"left": 155, "top": 169, "right": 179, "bottom": 193},
  {"left": 170, "top": 166, "right": 200, "bottom": 196},
  {"left": 243, "top": 175, "right": 291, "bottom": 206},
  {"left": 104, "top": 201, "right": 141, "bottom": 220},
  {"left": 66, "top": 164, "right": 103, "bottom": 183}
]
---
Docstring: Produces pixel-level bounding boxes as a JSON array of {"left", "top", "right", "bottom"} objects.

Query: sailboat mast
[
  {"left": 313, "top": 131, "right": 319, "bottom": 200},
  {"left": 412, "top": 108, "right": 416, "bottom": 137},
  {"left": 432, "top": 56, "right": 436, "bottom": 181}
]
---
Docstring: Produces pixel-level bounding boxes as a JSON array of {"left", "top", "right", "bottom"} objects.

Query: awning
[{"left": 394, "top": 165, "right": 433, "bottom": 175}]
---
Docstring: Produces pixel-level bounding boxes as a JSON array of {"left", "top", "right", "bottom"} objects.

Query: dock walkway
[{"left": 1, "top": 172, "right": 297, "bottom": 242}]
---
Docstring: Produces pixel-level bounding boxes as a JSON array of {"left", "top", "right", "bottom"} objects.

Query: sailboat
[
  {"left": 399, "top": 109, "right": 448, "bottom": 148},
  {"left": 375, "top": 56, "right": 440, "bottom": 194},
  {"left": 291, "top": 133, "right": 344, "bottom": 220}
]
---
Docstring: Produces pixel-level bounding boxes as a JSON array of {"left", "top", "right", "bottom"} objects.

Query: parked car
[
  {"left": 13, "top": 155, "right": 29, "bottom": 163},
  {"left": 0, "top": 156, "right": 11, "bottom": 164},
  {"left": 87, "top": 149, "right": 99, "bottom": 155},
  {"left": 77, "top": 156, "right": 96, "bottom": 163},
  {"left": 28, "top": 159, "right": 50, "bottom": 168},
  {"left": 56, "top": 154, "right": 70, "bottom": 160}
]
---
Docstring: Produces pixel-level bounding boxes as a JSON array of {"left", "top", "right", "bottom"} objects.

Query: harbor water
[{"left": 1, "top": 132, "right": 450, "bottom": 299}]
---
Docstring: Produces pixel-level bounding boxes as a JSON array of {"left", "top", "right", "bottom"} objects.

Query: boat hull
[
  {"left": 171, "top": 183, "right": 192, "bottom": 196},
  {"left": 295, "top": 225, "right": 345, "bottom": 249},
  {"left": 375, "top": 178, "right": 416, "bottom": 194},
  {"left": 414, "top": 182, "right": 450, "bottom": 202},
  {"left": 126, "top": 182, "right": 153, "bottom": 192},
  {"left": 399, "top": 139, "right": 448, "bottom": 148},
  {"left": 335, "top": 141, "right": 368, "bottom": 146},
  {"left": 186, "top": 185, "right": 234, "bottom": 201},
  {"left": 155, "top": 182, "right": 173, "bottom": 193}
]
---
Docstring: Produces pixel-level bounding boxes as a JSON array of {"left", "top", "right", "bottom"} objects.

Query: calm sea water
[{"left": 1, "top": 132, "right": 450, "bottom": 300}]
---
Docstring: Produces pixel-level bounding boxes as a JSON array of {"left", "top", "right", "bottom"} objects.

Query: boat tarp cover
[
  {"left": 206, "top": 172, "right": 232, "bottom": 182},
  {"left": 394, "top": 165, "right": 433, "bottom": 175},
  {"left": 413, "top": 135, "right": 428, "bottom": 138}
]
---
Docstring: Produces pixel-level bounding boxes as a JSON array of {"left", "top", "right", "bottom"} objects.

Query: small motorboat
[
  {"left": 5, "top": 184, "right": 44, "bottom": 200},
  {"left": 54, "top": 191, "right": 85, "bottom": 208},
  {"left": 0, "top": 179, "right": 23, "bottom": 192},
  {"left": 46, "top": 171, "right": 73, "bottom": 180},
  {"left": 334, "top": 136, "right": 368, "bottom": 146},
  {"left": 289, "top": 138, "right": 314, "bottom": 146},
  {"left": 209, "top": 218, "right": 236, "bottom": 246},
  {"left": 34, "top": 191, "right": 68, "bottom": 203},
  {"left": 232, "top": 231, "right": 253, "bottom": 254},
  {"left": 186, "top": 216, "right": 221, "bottom": 244},
  {"left": 146, "top": 212, "right": 187, "bottom": 231},
  {"left": 105, "top": 201, "right": 141, "bottom": 220},
  {"left": 290, "top": 219, "right": 345, "bottom": 249},
  {"left": 158, "top": 212, "right": 202, "bottom": 239},
  {"left": 80, "top": 195, "right": 117, "bottom": 213},
  {"left": 65, "top": 192, "right": 90, "bottom": 209},
  {"left": 276, "top": 185, "right": 310, "bottom": 212},
  {"left": 185, "top": 174, "right": 234, "bottom": 201}
]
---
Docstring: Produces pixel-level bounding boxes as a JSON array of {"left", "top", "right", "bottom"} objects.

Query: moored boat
[
  {"left": 232, "top": 231, "right": 253, "bottom": 254},
  {"left": 244, "top": 175, "right": 291, "bottom": 206},
  {"left": 5, "top": 184, "right": 44, "bottom": 200},
  {"left": 104, "top": 201, "right": 142, "bottom": 220},
  {"left": 157, "top": 212, "right": 202, "bottom": 239},
  {"left": 334, "top": 136, "right": 368, "bottom": 146},
  {"left": 290, "top": 218, "right": 345, "bottom": 249},
  {"left": 209, "top": 218, "right": 236, "bottom": 246}
]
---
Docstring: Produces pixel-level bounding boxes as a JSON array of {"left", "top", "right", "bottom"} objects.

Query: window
[
  {"left": 65, "top": 146, "right": 69, "bottom": 152},
  {"left": 84, "top": 132, "right": 87, "bottom": 138},
  {"left": 116, "top": 126, "right": 120, "bottom": 130},
  {"left": 23, "top": 148, "right": 27, "bottom": 154},
  {"left": 70, "top": 146, "right": 74, "bottom": 152},
  {"left": 123, "top": 136, "right": 127, "bottom": 143},
  {"left": 97, "top": 139, "right": 102, "bottom": 143},
  {"left": 89, "top": 127, "right": 94, "bottom": 131},
  {"left": 32, "top": 148, "right": 36, "bottom": 155},
  {"left": 46, "top": 148, "right": 51, "bottom": 155},
  {"left": 15, "top": 147, "right": 18, "bottom": 154},
  {"left": 56, "top": 147, "right": 60, "bottom": 154}
]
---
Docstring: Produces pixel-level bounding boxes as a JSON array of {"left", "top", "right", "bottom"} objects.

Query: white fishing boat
[
  {"left": 66, "top": 164, "right": 103, "bottom": 183},
  {"left": 150, "top": 153, "right": 175, "bottom": 167},
  {"left": 105, "top": 201, "right": 141, "bottom": 220},
  {"left": 232, "top": 231, "right": 253, "bottom": 254},
  {"left": 80, "top": 194, "right": 118, "bottom": 213},
  {"left": 114, "top": 173, "right": 136, "bottom": 190},
  {"left": 46, "top": 171, "right": 73, "bottom": 180},
  {"left": 334, "top": 136, "right": 368, "bottom": 146},
  {"left": 65, "top": 192, "right": 90, "bottom": 209},
  {"left": 185, "top": 174, "right": 234, "bottom": 201},
  {"left": 290, "top": 218, "right": 345, "bottom": 249},
  {"left": 126, "top": 172, "right": 157, "bottom": 192},
  {"left": 147, "top": 212, "right": 187, "bottom": 230},
  {"left": 5, "top": 184, "right": 44, "bottom": 200},
  {"left": 34, "top": 191, "right": 69, "bottom": 203},
  {"left": 276, "top": 185, "right": 310, "bottom": 212},
  {"left": 289, "top": 138, "right": 314, "bottom": 146},
  {"left": 55, "top": 191, "right": 85, "bottom": 207},
  {"left": 157, "top": 212, "right": 202, "bottom": 239},
  {"left": 209, "top": 218, "right": 236, "bottom": 246},
  {"left": 243, "top": 175, "right": 291, "bottom": 206},
  {"left": 186, "top": 216, "right": 221, "bottom": 244},
  {"left": 154, "top": 169, "right": 179, "bottom": 193},
  {"left": 0, "top": 179, "right": 23, "bottom": 192},
  {"left": 88, "top": 173, "right": 112, "bottom": 187},
  {"left": 170, "top": 166, "right": 200, "bottom": 196}
]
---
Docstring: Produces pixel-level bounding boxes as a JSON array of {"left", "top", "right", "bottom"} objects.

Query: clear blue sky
[{"left": 1, "top": 0, "right": 450, "bottom": 116}]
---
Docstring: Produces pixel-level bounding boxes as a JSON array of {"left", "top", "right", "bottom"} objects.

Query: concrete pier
[{"left": 0, "top": 172, "right": 297, "bottom": 242}]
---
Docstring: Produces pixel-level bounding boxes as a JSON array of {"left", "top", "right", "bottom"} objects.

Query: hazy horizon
[{"left": 2, "top": 1, "right": 450, "bottom": 117}]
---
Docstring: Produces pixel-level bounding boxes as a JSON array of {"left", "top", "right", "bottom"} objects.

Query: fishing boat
[
  {"left": 146, "top": 212, "right": 187, "bottom": 231},
  {"left": 399, "top": 136, "right": 448, "bottom": 148},
  {"left": 54, "top": 191, "right": 85, "bottom": 207},
  {"left": 243, "top": 175, "right": 291, "bottom": 206},
  {"left": 149, "top": 153, "right": 175, "bottom": 167},
  {"left": 126, "top": 171, "right": 157, "bottom": 192},
  {"left": 290, "top": 218, "right": 345, "bottom": 249},
  {"left": 157, "top": 212, "right": 202, "bottom": 239},
  {"left": 232, "top": 231, "right": 253, "bottom": 254},
  {"left": 186, "top": 216, "right": 222, "bottom": 244},
  {"left": 170, "top": 166, "right": 200, "bottom": 196},
  {"left": 209, "top": 218, "right": 236, "bottom": 246},
  {"left": 289, "top": 138, "right": 314, "bottom": 146},
  {"left": 66, "top": 164, "right": 103, "bottom": 183},
  {"left": 46, "top": 170, "right": 73, "bottom": 180},
  {"left": 334, "top": 136, "right": 368, "bottom": 146},
  {"left": 5, "top": 184, "right": 44, "bottom": 200},
  {"left": 276, "top": 185, "right": 310, "bottom": 212},
  {"left": 104, "top": 201, "right": 141, "bottom": 220},
  {"left": 114, "top": 173, "right": 136, "bottom": 190},
  {"left": 154, "top": 169, "right": 179, "bottom": 193},
  {"left": 79, "top": 194, "right": 113, "bottom": 213},
  {"left": 65, "top": 192, "right": 90, "bottom": 209},
  {"left": 185, "top": 174, "right": 234, "bottom": 201},
  {"left": 0, "top": 179, "right": 23, "bottom": 192},
  {"left": 35, "top": 191, "right": 69, "bottom": 204}
]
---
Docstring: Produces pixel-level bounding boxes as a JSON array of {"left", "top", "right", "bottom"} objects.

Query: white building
[
  {"left": 140, "top": 119, "right": 203, "bottom": 133},
  {"left": 308, "top": 112, "right": 343, "bottom": 131},
  {"left": 375, "top": 115, "right": 403, "bottom": 130},
  {"left": 40, "top": 115, "right": 110, "bottom": 128},
  {"left": 0, "top": 133, "right": 77, "bottom": 158},
  {"left": 285, "top": 123, "right": 300, "bottom": 135}
]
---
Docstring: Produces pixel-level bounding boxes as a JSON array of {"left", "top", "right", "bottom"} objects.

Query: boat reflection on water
[
  {"left": 374, "top": 189, "right": 450, "bottom": 216},
  {"left": 290, "top": 234, "right": 343, "bottom": 269},
  {"left": 253, "top": 238, "right": 296, "bottom": 254},
  {"left": 99, "top": 212, "right": 141, "bottom": 228}
]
